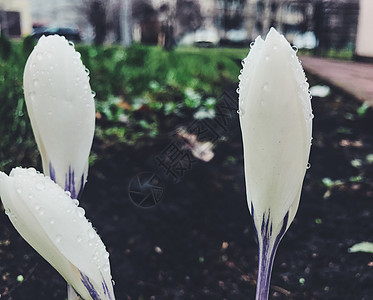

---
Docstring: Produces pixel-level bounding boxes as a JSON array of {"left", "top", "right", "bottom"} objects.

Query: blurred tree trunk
[{"left": 80, "top": 0, "right": 120, "bottom": 45}]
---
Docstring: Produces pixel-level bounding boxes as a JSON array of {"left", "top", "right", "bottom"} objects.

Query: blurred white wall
[
  {"left": 355, "top": 0, "right": 373, "bottom": 58},
  {"left": 0, "top": 0, "right": 32, "bottom": 36}
]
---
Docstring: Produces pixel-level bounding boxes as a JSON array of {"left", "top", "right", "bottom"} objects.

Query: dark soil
[{"left": 1, "top": 77, "right": 373, "bottom": 300}]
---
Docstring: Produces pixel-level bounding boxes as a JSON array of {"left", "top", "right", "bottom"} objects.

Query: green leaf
[{"left": 348, "top": 242, "right": 373, "bottom": 254}]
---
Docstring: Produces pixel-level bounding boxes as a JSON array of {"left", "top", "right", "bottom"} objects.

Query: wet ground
[{"left": 1, "top": 76, "right": 373, "bottom": 300}]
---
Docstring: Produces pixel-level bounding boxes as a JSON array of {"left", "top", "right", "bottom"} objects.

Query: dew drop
[
  {"left": 112, "top": 279, "right": 116, "bottom": 286},
  {"left": 236, "top": 88, "right": 240, "bottom": 94},
  {"left": 273, "top": 44, "right": 278, "bottom": 50},
  {"left": 68, "top": 41, "right": 75, "bottom": 47},
  {"left": 56, "top": 234, "right": 62, "bottom": 243},
  {"left": 309, "top": 113, "right": 314, "bottom": 120},
  {"left": 77, "top": 207, "right": 85, "bottom": 218},
  {"left": 91, "top": 91, "right": 96, "bottom": 98},
  {"left": 16, "top": 188, "right": 22, "bottom": 194},
  {"left": 265, "top": 55, "right": 270, "bottom": 61},
  {"left": 36, "top": 183, "right": 45, "bottom": 191},
  {"left": 27, "top": 168, "right": 37, "bottom": 176},
  {"left": 38, "top": 208, "right": 45, "bottom": 216},
  {"left": 85, "top": 68, "right": 90, "bottom": 75},
  {"left": 36, "top": 52, "right": 43, "bottom": 60},
  {"left": 65, "top": 191, "right": 71, "bottom": 197},
  {"left": 292, "top": 45, "right": 298, "bottom": 52},
  {"left": 34, "top": 204, "right": 40, "bottom": 211},
  {"left": 263, "top": 83, "right": 269, "bottom": 92},
  {"left": 77, "top": 235, "right": 82, "bottom": 243},
  {"left": 250, "top": 42, "right": 255, "bottom": 48},
  {"left": 241, "top": 59, "right": 245, "bottom": 66},
  {"left": 306, "top": 163, "right": 311, "bottom": 169},
  {"left": 88, "top": 228, "right": 96, "bottom": 240},
  {"left": 50, "top": 219, "right": 55, "bottom": 225},
  {"left": 33, "top": 79, "right": 38, "bottom": 87},
  {"left": 73, "top": 199, "right": 79, "bottom": 206},
  {"left": 237, "top": 109, "right": 241, "bottom": 114},
  {"left": 29, "top": 92, "right": 36, "bottom": 101}
]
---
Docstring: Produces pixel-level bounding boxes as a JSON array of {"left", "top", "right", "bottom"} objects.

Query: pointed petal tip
[{"left": 265, "top": 27, "right": 283, "bottom": 42}]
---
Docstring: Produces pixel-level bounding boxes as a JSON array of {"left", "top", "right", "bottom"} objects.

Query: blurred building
[
  {"left": 355, "top": 0, "right": 373, "bottom": 60},
  {"left": 238, "top": 0, "right": 359, "bottom": 48},
  {"left": 0, "top": 0, "right": 32, "bottom": 37},
  {"left": 133, "top": 0, "right": 359, "bottom": 49}
]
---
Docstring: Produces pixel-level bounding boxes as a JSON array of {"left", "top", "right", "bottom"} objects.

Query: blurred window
[{"left": 0, "top": 11, "right": 21, "bottom": 37}]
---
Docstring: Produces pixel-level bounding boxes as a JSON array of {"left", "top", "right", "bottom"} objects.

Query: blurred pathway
[{"left": 300, "top": 56, "right": 373, "bottom": 105}]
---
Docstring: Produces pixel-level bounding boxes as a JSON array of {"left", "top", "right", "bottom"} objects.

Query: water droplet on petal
[
  {"left": 36, "top": 52, "right": 43, "bottom": 60},
  {"left": 292, "top": 45, "right": 298, "bottom": 52},
  {"left": 236, "top": 88, "right": 240, "bottom": 94},
  {"left": 112, "top": 280, "right": 116, "bottom": 286},
  {"left": 77, "top": 207, "right": 85, "bottom": 218},
  {"left": 65, "top": 191, "right": 71, "bottom": 197},
  {"left": 91, "top": 91, "right": 96, "bottom": 98},
  {"left": 241, "top": 59, "right": 245, "bottom": 66},
  {"left": 29, "top": 92, "right": 36, "bottom": 101},
  {"left": 263, "top": 83, "right": 269, "bottom": 91},
  {"left": 27, "top": 168, "right": 37, "bottom": 176},
  {"left": 273, "top": 44, "right": 278, "bottom": 50},
  {"left": 85, "top": 68, "right": 90, "bottom": 75},
  {"left": 77, "top": 235, "right": 82, "bottom": 243},
  {"left": 34, "top": 204, "right": 40, "bottom": 211},
  {"left": 250, "top": 42, "right": 255, "bottom": 48},
  {"left": 88, "top": 228, "right": 95, "bottom": 240},
  {"left": 50, "top": 219, "right": 55, "bottom": 225},
  {"left": 16, "top": 188, "right": 22, "bottom": 194},
  {"left": 38, "top": 208, "right": 45, "bottom": 216},
  {"left": 68, "top": 41, "right": 75, "bottom": 47},
  {"left": 237, "top": 109, "right": 241, "bottom": 114},
  {"left": 56, "top": 234, "right": 62, "bottom": 243},
  {"left": 265, "top": 55, "right": 270, "bottom": 61},
  {"left": 306, "top": 163, "right": 311, "bottom": 169},
  {"left": 33, "top": 79, "right": 38, "bottom": 87},
  {"left": 36, "top": 183, "right": 45, "bottom": 191}
]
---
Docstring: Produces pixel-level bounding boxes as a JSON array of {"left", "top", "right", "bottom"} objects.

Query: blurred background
[
  {"left": 0, "top": 0, "right": 362, "bottom": 52},
  {"left": 1, "top": 0, "right": 373, "bottom": 300}
]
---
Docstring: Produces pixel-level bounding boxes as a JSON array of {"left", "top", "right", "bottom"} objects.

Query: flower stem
[{"left": 255, "top": 239, "right": 279, "bottom": 300}]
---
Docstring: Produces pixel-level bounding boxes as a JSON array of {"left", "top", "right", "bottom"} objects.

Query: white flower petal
[
  {"left": 23, "top": 35, "right": 95, "bottom": 198},
  {"left": 239, "top": 28, "right": 312, "bottom": 233},
  {"left": 0, "top": 167, "right": 115, "bottom": 300}
]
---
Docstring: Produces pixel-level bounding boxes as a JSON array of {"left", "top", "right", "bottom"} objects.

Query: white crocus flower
[
  {"left": 0, "top": 167, "right": 115, "bottom": 300},
  {"left": 23, "top": 35, "right": 95, "bottom": 199},
  {"left": 238, "top": 28, "right": 312, "bottom": 300}
]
